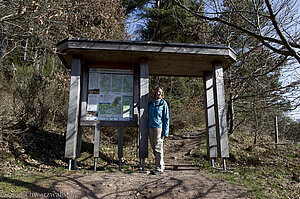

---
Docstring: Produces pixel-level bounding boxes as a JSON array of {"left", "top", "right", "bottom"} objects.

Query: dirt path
[{"left": 46, "top": 130, "right": 250, "bottom": 198}]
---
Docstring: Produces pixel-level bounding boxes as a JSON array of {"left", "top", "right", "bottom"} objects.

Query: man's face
[{"left": 155, "top": 88, "right": 163, "bottom": 99}]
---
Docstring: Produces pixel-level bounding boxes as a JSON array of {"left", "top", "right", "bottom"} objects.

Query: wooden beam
[
  {"left": 80, "top": 120, "right": 138, "bottom": 127},
  {"left": 76, "top": 68, "right": 87, "bottom": 157},
  {"left": 203, "top": 71, "right": 218, "bottom": 158},
  {"left": 57, "top": 39, "right": 236, "bottom": 58},
  {"left": 65, "top": 58, "right": 81, "bottom": 158},
  {"left": 138, "top": 58, "right": 149, "bottom": 158},
  {"left": 133, "top": 68, "right": 140, "bottom": 123},
  {"left": 213, "top": 63, "right": 229, "bottom": 158},
  {"left": 93, "top": 123, "right": 100, "bottom": 171},
  {"left": 118, "top": 127, "right": 124, "bottom": 171},
  {"left": 57, "top": 39, "right": 237, "bottom": 77},
  {"left": 134, "top": 68, "right": 140, "bottom": 158},
  {"left": 76, "top": 127, "right": 82, "bottom": 158},
  {"left": 80, "top": 68, "right": 88, "bottom": 121},
  {"left": 94, "top": 123, "right": 100, "bottom": 158}
]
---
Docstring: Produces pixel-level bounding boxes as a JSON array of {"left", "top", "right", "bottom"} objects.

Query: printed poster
[{"left": 86, "top": 68, "right": 133, "bottom": 121}]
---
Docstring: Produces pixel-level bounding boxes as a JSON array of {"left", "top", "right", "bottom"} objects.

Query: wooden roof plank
[{"left": 57, "top": 38, "right": 237, "bottom": 77}]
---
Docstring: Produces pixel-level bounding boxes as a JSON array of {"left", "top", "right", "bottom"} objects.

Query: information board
[{"left": 86, "top": 68, "right": 133, "bottom": 121}]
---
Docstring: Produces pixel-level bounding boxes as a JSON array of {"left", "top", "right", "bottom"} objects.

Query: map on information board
[{"left": 86, "top": 68, "right": 133, "bottom": 121}]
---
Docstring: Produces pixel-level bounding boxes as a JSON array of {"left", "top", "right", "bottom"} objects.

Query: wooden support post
[
  {"left": 134, "top": 69, "right": 140, "bottom": 159},
  {"left": 204, "top": 63, "right": 229, "bottom": 168},
  {"left": 65, "top": 58, "right": 82, "bottom": 159},
  {"left": 203, "top": 71, "right": 218, "bottom": 159},
  {"left": 118, "top": 127, "right": 124, "bottom": 171},
  {"left": 211, "top": 158, "right": 215, "bottom": 168},
  {"left": 134, "top": 67, "right": 140, "bottom": 122},
  {"left": 94, "top": 123, "right": 100, "bottom": 171},
  {"left": 94, "top": 158, "right": 98, "bottom": 172},
  {"left": 74, "top": 158, "right": 77, "bottom": 170},
  {"left": 139, "top": 59, "right": 149, "bottom": 160},
  {"left": 139, "top": 158, "right": 141, "bottom": 169},
  {"left": 213, "top": 63, "right": 229, "bottom": 158},
  {"left": 80, "top": 69, "right": 89, "bottom": 121},
  {"left": 75, "top": 69, "right": 88, "bottom": 158},
  {"left": 140, "top": 158, "right": 145, "bottom": 171},
  {"left": 68, "top": 159, "right": 72, "bottom": 171},
  {"left": 223, "top": 158, "right": 227, "bottom": 171},
  {"left": 76, "top": 127, "right": 82, "bottom": 158}
]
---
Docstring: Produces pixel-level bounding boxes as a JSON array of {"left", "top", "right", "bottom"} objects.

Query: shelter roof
[{"left": 57, "top": 38, "right": 236, "bottom": 77}]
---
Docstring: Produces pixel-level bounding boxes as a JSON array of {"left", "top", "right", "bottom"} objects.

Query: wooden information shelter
[{"left": 57, "top": 38, "right": 236, "bottom": 171}]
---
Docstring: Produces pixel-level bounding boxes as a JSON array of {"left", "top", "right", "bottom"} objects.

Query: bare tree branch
[
  {"left": 174, "top": 0, "right": 300, "bottom": 63},
  {"left": 264, "top": 0, "right": 300, "bottom": 63}
]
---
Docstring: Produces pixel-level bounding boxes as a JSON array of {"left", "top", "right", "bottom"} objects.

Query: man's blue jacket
[{"left": 148, "top": 98, "right": 169, "bottom": 137}]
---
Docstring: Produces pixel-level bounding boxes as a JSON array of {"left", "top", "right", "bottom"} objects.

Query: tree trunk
[
  {"left": 253, "top": 99, "right": 258, "bottom": 145},
  {"left": 227, "top": 92, "right": 234, "bottom": 135},
  {"left": 0, "top": 25, "right": 8, "bottom": 68}
]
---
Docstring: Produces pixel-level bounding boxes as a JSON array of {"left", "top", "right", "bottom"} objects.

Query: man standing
[{"left": 148, "top": 87, "right": 169, "bottom": 175}]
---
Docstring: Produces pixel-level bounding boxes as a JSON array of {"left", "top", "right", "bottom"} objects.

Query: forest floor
[{"left": 0, "top": 126, "right": 299, "bottom": 198}]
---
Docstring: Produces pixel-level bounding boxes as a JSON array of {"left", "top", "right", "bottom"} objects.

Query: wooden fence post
[{"left": 274, "top": 116, "right": 279, "bottom": 150}]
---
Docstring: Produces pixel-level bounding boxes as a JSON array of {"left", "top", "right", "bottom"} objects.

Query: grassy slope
[{"left": 196, "top": 130, "right": 300, "bottom": 198}]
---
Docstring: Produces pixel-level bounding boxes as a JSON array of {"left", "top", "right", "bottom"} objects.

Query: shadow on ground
[{"left": 3, "top": 124, "right": 119, "bottom": 170}]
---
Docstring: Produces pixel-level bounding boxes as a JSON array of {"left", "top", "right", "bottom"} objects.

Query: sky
[
  {"left": 125, "top": 9, "right": 146, "bottom": 41},
  {"left": 280, "top": 63, "right": 300, "bottom": 120}
]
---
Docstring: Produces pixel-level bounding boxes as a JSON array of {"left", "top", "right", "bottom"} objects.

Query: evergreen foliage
[{"left": 126, "top": 0, "right": 211, "bottom": 130}]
